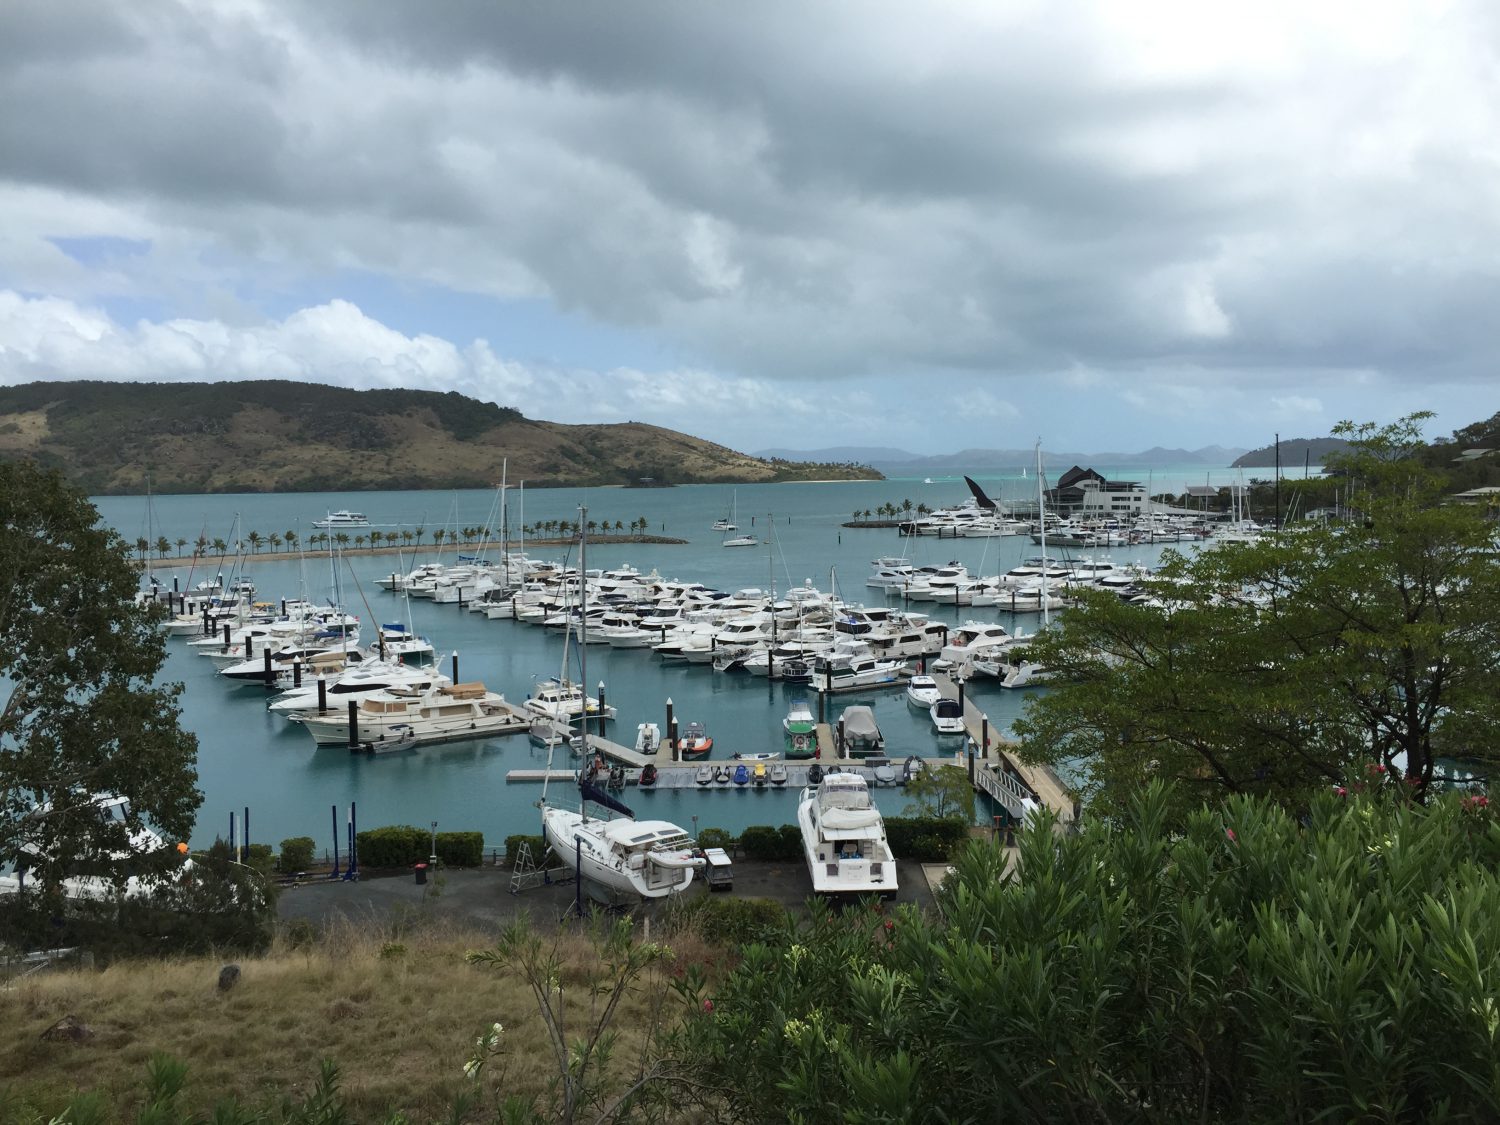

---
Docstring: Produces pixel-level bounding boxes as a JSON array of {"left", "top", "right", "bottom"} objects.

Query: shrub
[
  {"left": 884, "top": 816, "right": 967, "bottom": 860},
  {"left": 435, "top": 831, "right": 483, "bottom": 867},
  {"left": 737, "top": 825, "right": 786, "bottom": 861},
  {"left": 696, "top": 896, "right": 789, "bottom": 945},
  {"left": 697, "top": 827, "right": 733, "bottom": 850},
  {"left": 354, "top": 825, "right": 429, "bottom": 868},
  {"left": 278, "top": 836, "right": 316, "bottom": 872}
]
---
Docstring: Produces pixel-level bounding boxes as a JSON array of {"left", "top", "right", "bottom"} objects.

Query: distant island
[
  {"left": 759, "top": 443, "right": 1250, "bottom": 473},
  {"left": 1231, "top": 437, "right": 1351, "bottom": 468},
  {"left": 0, "top": 380, "right": 882, "bottom": 495}
]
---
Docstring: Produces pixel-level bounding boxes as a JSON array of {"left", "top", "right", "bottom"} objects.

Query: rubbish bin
[{"left": 414, "top": 863, "right": 428, "bottom": 885}]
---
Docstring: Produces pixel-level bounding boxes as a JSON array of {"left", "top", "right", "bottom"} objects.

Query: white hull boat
[
  {"left": 542, "top": 805, "right": 702, "bottom": 901},
  {"left": 798, "top": 770, "right": 897, "bottom": 898}
]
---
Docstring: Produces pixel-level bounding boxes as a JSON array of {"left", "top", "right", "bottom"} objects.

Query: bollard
[
  {"left": 347, "top": 700, "right": 359, "bottom": 749},
  {"left": 597, "top": 681, "right": 607, "bottom": 738},
  {"left": 451, "top": 651, "right": 459, "bottom": 684},
  {"left": 318, "top": 677, "right": 328, "bottom": 713},
  {"left": 222, "top": 622, "right": 232, "bottom": 648},
  {"left": 665, "top": 698, "right": 676, "bottom": 761},
  {"left": 263, "top": 647, "right": 273, "bottom": 688}
]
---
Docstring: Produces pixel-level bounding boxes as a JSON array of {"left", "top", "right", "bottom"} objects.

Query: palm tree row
[
  {"left": 849, "top": 499, "right": 932, "bottom": 522},
  {"left": 134, "top": 517, "right": 661, "bottom": 563}
]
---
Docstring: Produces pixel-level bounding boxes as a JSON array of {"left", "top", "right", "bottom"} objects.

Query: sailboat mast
[
  {"left": 577, "top": 504, "right": 589, "bottom": 763},
  {"left": 1036, "top": 439, "right": 1050, "bottom": 628}
]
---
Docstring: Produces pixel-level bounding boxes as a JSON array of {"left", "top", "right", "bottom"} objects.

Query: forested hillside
[{"left": 0, "top": 381, "right": 879, "bottom": 494}]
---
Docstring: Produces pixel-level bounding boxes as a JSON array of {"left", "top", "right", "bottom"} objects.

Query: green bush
[
  {"left": 354, "top": 825, "right": 429, "bottom": 868},
  {"left": 738, "top": 825, "right": 797, "bottom": 861},
  {"left": 696, "top": 827, "right": 733, "bottom": 850},
  {"left": 685, "top": 785, "right": 1500, "bottom": 1124},
  {"left": 435, "top": 831, "right": 483, "bottom": 867},
  {"left": 884, "top": 816, "right": 967, "bottom": 859},
  {"left": 503, "top": 833, "right": 549, "bottom": 867},
  {"left": 278, "top": 836, "right": 315, "bottom": 872},
  {"left": 697, "top": 896, "right": 790, "bottom": 945}
]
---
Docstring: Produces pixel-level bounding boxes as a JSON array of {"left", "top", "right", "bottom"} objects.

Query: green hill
[{"left": 0, "top": 380, "right": 881, "bottom": 494}]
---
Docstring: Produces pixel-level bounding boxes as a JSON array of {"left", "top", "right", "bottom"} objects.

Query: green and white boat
[{"left": 783, "top": 700, "right": 817, "bottom": 759}]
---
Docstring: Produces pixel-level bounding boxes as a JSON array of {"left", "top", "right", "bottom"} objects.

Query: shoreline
[{"left": 134, "top": 534, "right": 688, "bottom": 572}]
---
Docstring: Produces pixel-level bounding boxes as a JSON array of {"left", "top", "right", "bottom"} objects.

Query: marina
[{"left": 101, "top": 472, "right": 1229, "bottom": 852}]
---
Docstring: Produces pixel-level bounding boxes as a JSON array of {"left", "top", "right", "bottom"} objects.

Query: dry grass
[{"left": 0, "top": 915, "right": 722, "bottom": 1121}]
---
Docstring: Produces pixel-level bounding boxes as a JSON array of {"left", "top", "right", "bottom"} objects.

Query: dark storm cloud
[{"left": 1, "top": 0, "right": 1496, "bottom": 432}]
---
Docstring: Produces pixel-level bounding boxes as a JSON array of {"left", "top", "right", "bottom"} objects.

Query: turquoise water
[{"left": 92, "top": 476, "right": 1204, "bottom": 852}]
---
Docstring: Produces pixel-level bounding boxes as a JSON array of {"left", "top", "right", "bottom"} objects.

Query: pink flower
[
  {"left": 703, "top": 999, "right": 715, "bottom": 1013},
  {"left": 1225, "top": 828, "right": 1237, "bottom": 844},
  {"left": 884, "top": 919, "right": 895, "bottom": 932},
  {"left": 1335, "top": 787, "right": 1348, "bottom": 797}
]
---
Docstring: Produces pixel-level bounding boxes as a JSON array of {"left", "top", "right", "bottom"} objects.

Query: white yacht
[
  {"left": 542, "top": 802, "right": 703, "bottom": 902},
  {"left": 866, "top": 557, "right": 915, "bottom": 590},
  {"left": 313, "top": 509, "right": 371, "bottom": 529},
  {"left": 299, "top": 682, "right": 514, "bottom": 749},
  {"left": 797, "top": 770, "right": 898, "bottom": 898},
  {"left": 524, "top": 678, "right": 618, "bottom": 724},
  {"left": 905, "top": 674, "right": 942, "bottom": 709},
  {"left": 931, "top": 697, "right": 967, "bottom": 735},
  {"left": 268, "top": 661, "right": 452, "bottom": 717}
]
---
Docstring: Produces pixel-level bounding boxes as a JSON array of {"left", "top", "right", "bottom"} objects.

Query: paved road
[{"left": 276, "top": 856, "right": 940, "bottom": 932}]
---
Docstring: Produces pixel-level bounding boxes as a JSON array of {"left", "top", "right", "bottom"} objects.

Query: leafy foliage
[
  {"left": 1015, "top": 414, "right": 1500, "bottom": 823},
  {"left": 682, "top": 784, "right": 1500, "bottom": 1123},
  {"left": 0, "top": 462, "right": 200, "bottom": 892}
]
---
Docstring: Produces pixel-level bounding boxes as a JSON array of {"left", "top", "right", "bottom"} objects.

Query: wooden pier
[{"left": 931, "top": 672, "right": 1076, "bottom": 830}]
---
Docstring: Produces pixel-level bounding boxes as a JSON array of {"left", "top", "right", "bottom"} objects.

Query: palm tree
[
  {"left": 614, "top": 520, "right": 624, "bottom": 534},
  {"left": 246, "top": 530, "right": 262, "bottom": 555},
  {"left": 587, "top": 520, "right": 598, "bottom": 536},
  {"left": 401, "top": 530, "right": 414, "bottom": 547},
  {"left": 194, "top": 534, "right": 209, "bottom": 558},
  {"left": 432, "top": 529, "right": 446, "bottom": 547},
  {"left": 902, "top": 498, "right": 913, "bottom": 514},
  {"left": 334, "top": 532, "right": 350, "bottom": 550},
  {"left": 134, "top": 537, "right": 149, "bottom": 564},
  {"left": 852, "top": 509, "right": 862, "bottom": 522},
  {"left": 354, "top": 535, "right": 367, "bottom": 550},
  {"left": 211, "top": 537, "right": 227, "bottom": 554},
  {"left": 369, "top": 530, "right": 383, "bottom": 550},
  {"left": 862, "top": 509, "right": 872, "bottom": 521},
  {"left": 268, "top": 533, "right": 282, "bottom": 553},
  {"left": 284, "top": 530, "right": 298, "bottom": 552},
  {"left": 414, "top": 526, "right": 425, "bottom": 545},
  {"left": 175, "top": 536, "right": 188, "bottom": 557},
  {"left": 154, "top": 536, "right": 171, "bottom": 560}
]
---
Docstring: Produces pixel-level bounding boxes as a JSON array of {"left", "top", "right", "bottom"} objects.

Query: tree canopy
[
  {"left": 1013, "top": 415, "right": 1500, "bottom": 822},
  {"left": 0, "top": 461, "right": 200, "bottom": 891},
  {"left": 681, "top": 784, "right": 1500, "bottom": 1123}
]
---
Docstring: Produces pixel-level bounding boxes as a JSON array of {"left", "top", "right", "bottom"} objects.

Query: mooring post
[
  {"left": 329, "top": 804, "right": 341, "bottom": 879},
  {"left": 666, "top": 698, "right": 676, "bottom": 761},
  {"left": 318, "top": 677, "right": 328, "bottom": 713},
  {"left": 598, "top": 681, "right": 608, "bottom": 738},
  {"left": 293, "top": 659, "right": 302, "bottom": 689},
  {"left": 451, "top": 651, "right": 459, "bottom": 684},
  {"left": 263, "top": 648, "right": 274, "bottom": 688},
  {"left": 347, "top": 700, "right": 359, "bottom": 749}
]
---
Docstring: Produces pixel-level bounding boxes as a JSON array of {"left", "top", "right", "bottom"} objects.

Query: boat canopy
[{"left": 841, "top": 706, "right": 881, "bottom": 741}]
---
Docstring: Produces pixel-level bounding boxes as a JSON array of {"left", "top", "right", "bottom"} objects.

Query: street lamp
[{"left": 429, "top": 820, "right": 438, "bottom": 869}]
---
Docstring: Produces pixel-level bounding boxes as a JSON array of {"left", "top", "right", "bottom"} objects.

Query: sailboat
[
  {"left": 712, "top": 489, "right": 738, "bottom": 531},
  {"left": 539, "top": 505, "right": 704, "bottom": 902},
  {"left": 720, "top": 493, "right": 758, "bottom": 546}
]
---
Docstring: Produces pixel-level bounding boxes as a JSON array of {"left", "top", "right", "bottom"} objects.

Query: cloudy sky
[{"left": 1, "top": 1, "right": 1495, "bottom": 456}]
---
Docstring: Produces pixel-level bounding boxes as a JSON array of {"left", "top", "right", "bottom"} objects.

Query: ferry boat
[{"left": 313, "top": 509, "right": 371, "bottom": 529}]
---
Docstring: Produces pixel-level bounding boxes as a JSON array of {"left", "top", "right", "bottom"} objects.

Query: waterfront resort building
[{"left": 1045, "top": 466, "right": 1148, "bottom": 519}]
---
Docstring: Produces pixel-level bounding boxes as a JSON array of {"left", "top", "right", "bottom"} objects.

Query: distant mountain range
[{"left": 756, "top": 444, "right": 1250, "bottom": 473}]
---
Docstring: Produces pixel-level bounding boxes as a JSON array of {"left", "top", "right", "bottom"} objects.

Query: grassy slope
[{"left": 0, "top": 918, "right": 719, "bottom": 1121}]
